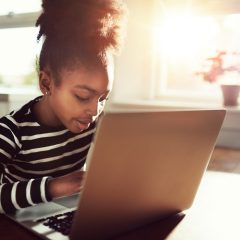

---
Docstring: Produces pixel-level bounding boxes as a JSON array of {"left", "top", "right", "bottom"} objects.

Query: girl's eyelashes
[
  {"left": 75, "top": 95, "right": 90, "bottom": 102},
  {"left": 99, "top": 97, "right": 109, "bottom": 102},
  {"left": 75, "top": 94, "right": 109, "bottom": 103},
  {"left": 99, "top": 93, "right": 110, "bottom": 102}
]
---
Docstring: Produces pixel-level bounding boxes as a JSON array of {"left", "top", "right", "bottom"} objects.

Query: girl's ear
[{"left": 39, "top": 70, "right": 52, "bottom": 95}]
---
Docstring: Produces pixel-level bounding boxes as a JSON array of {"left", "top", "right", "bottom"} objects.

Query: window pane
[
  {"left": 0, "top": 0, "right": 41, "bottom": 15},
  {"left": 155, "top": 13, "right": 240, "bottom": 98},
  {"left": 0, "top": 27, "right": 41, "bottom": 90}
]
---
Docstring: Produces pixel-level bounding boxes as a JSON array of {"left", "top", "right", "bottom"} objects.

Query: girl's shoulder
[{"left": 0, "top": 96, "right": 41, "bottom": 129}]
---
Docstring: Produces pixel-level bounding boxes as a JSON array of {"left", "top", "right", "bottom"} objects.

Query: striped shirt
[{"left": 0, "top": 96, "right": 96, "bottom": 213}]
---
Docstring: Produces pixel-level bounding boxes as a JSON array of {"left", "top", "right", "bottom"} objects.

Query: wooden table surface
[{"left": 1, "top": 171, "right": 240, "bottom": 240}]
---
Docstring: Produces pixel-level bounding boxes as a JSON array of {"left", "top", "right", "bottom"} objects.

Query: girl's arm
[
  {"left": 0, "top": 168, "right": 85, "bottom": 213},
  {"left": 0, "top": 124, "right": 52, "bottom": 213},
  {"left": 0, "top": 175, "right": 52, "bottom": 213},
  {"left": 0, "top": 122, "right": 85, "bottom": 213}
]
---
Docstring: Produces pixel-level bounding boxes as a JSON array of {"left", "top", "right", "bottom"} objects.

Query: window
[
  {"left": 0, "top": 27, "right": 41, "bottom": 90},
  {"left": 0, "top": 0, "right": 41, "bottom": 15},
  {"left": 112, "top": 1, "right": 240, "bottom": 107},
  {"left": 0, "top": 0, "right": 41, "bottom": 94},
  {"left": 153, "top": 2, "right": 240, "bottom": 103}
]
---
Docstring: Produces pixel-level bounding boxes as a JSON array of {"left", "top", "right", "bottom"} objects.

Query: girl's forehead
[
  {"left": 59, "top": 52, "right": 114, "bottom": 81},
  {"left": 58, "top": 65, "right": 113, "bottom": 92}
]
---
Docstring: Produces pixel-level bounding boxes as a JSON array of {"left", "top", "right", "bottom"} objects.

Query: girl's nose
[{"left": 86, "top": 100, "right": 99, "bottom": 117}]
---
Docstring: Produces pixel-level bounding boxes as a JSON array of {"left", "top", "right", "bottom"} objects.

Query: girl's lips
[
  {"left": 78, "top": 119, "right": 92, "bottom": 125},
  {"left": 76, "top": 120, "right": 91, "bottom": 130}
]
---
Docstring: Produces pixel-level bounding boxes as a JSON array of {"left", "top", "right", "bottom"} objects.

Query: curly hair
[{"left": 36, "top": 0, "right": 127, "bottom": 84}]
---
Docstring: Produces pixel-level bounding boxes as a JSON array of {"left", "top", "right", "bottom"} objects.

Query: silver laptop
[{"left": 7, "top": 110, "right": 226, "bottom": 240}]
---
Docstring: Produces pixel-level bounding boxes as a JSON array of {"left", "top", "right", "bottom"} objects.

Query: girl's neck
[{"left": 33, "top": 96, "right": 63, "bottom": 128}]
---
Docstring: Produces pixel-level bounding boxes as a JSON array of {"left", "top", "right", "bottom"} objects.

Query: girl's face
[{"left": 40, "top": 62, "right": 113, "bottom": 133}]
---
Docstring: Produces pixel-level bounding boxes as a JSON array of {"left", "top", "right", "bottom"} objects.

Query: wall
[{"left": 112, "top": 0, "right": 156, "bottom": 102}]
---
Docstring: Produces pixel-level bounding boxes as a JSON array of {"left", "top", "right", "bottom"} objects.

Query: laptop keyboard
[{"left": 36, "top": 210, "right": 75, "bottom": 236}]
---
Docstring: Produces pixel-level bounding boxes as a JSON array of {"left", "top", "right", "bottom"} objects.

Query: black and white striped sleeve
[
  {"left": 0, "top": 122, "right": 52, "bottom": 213},
  {"left": 0, "top": 177, "right": 52, "bottom": 213}
]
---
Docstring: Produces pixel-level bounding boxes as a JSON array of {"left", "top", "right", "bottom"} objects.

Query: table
[{"left": 1, "top": 171, "right": 240, "bottom": 240}]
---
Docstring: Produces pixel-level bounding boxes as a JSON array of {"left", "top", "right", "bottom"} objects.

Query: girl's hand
[{"left": 48, "top": 171, "right": 85, "bottom": 199}]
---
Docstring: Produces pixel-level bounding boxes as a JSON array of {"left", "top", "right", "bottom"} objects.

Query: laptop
[{"left": 7, "top": 110, "right": 226, "bottom": 240}]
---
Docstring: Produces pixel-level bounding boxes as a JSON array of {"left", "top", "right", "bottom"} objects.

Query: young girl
[{"left": 0, "top": 0, "right": 127, "bottom": 213}]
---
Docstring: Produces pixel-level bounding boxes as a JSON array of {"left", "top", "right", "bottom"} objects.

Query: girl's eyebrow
[{"left": 75, "top": 85, "right": 109, "bottom": 96}]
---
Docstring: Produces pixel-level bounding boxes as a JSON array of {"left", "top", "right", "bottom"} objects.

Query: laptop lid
[{"left": 70, "top": 109, "right": 226, "bottom": 240}]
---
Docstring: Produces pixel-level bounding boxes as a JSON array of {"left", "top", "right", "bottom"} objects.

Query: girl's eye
[
  {"left": 98, "top": 97, "right": 108, "bottom": 106},
  {"left": 99, "top": 97, "right": 109, "bottom": 103},
  {"left": 76, "top": 95, "right": 90, "bottom": 102}
]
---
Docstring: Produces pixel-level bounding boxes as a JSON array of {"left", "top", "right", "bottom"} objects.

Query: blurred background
[{"left": 0, "top": 0, "right": 240, "bottom": 148}]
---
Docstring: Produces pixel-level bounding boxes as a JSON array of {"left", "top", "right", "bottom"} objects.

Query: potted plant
[{"left": 196, "top": 51, "right": 240, "bottom": 106}]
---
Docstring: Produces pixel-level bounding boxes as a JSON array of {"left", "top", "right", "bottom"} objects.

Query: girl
[{"left": 0, "top": 0, "right": 127, "bottom": 213}]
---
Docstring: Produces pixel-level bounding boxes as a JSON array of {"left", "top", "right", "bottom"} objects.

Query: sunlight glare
[
  {"left": 0, "top": 0, "right": 41, "bottom": 15},
  {"left": 155, "top": 11, "right": 220, "bottom": 62}
]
